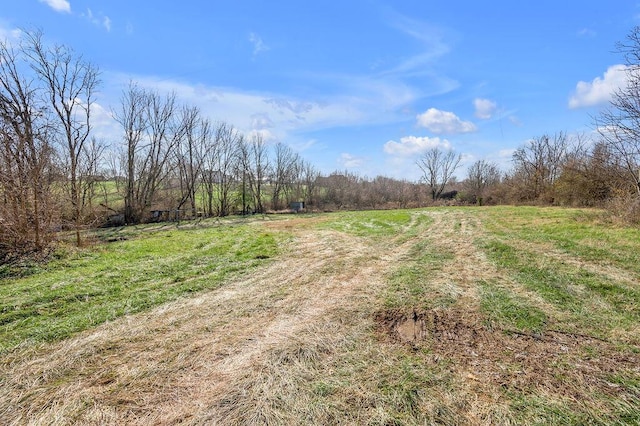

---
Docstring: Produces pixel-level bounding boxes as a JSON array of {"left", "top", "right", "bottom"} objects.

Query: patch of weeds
[
  {"left": 509, "top": 395, "right": 585, "bottom": 425},
  {"left": 312, "top": 381, "right": 335, "bottom": 397},
  {"left": 479, "top": 280, "right": 547, "bottom": 332}
]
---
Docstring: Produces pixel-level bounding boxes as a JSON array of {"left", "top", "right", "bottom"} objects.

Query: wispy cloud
[
  {"left": 0, "top": 24, "right": 22, "bottom": 42},
  {"left": 249, "top": 32, "right": 269, "bottom": 57},
  {"left": 577, "top": 28, "right": 597, "bottom": 38},
  {"left": 383, "top": 135, "right": 450, "bottom": 156},
  {"left": 81, "top": 9, "right": 112, "bottom": 32},
  {"left": 103, "top": 16, "right": 111, "bottom": 32},
  {"left": 569, "top": 64, "right": 627, "bottom": 108},
  {"left": 98, "top": 71, "right": 415, "bottom": 150},
  {"left": 39, "top": 0, "right": 71, "bottom": 14},
  {"left": 338, "top": 153, "right": 366, "bottom": 168},
  {"left": 416, "top": 108, "right": 476, "bottom": 134},
  {"left": 382, "top": 11, "right": 453, "bottom": 77},
  {"left": 474, "top": 98, "right": 497, "bottom": 119}
]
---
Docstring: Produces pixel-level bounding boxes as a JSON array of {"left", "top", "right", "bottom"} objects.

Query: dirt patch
[{"left": 376, "top": 308, "right": 640, "bottom": 400}]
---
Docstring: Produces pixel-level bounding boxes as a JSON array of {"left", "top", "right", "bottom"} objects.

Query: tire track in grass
[{"left": 0, "top": 216, "right": 419, "bottom": 425}]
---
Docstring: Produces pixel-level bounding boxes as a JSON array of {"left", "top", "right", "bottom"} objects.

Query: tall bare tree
[
  {"left": 238, "top": 133, "right": 270, "bottom": 214},
  {"left": 211, "top": 122, "right": 240, "bottom": 216},
  {"left": 595, "top": 26, "right": 640, "bottom": 196},
  {"left": 0, "top": 38, "right": 56, "bottom": 252},
  {"left": 113, "top": 82, "right": 147, "bottom": 224},
  {"left": 174, "top": 106, "right": 209, "bottom": 215},
  {"left": 417, "top": 147, "right": 461, "bottom": 201},
  {"left": 114, "top": 84, "right": 184, "bottom": 223},
  {"left": 23, "top": 30, "right": 100, "bottom": 246},
  {"left": 271, "top": 143, "right": 297, "bottom": 210},
  {"left": 301, "top": 160, "right": 319, "bottom": 208}
]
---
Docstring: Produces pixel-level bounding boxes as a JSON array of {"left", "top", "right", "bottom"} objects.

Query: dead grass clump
[
  {"left": 375, "top": 307, "right": 640, "bottom": 415},
  {"left": 605, "top": 195, "right": 640, "bottom": 225}
]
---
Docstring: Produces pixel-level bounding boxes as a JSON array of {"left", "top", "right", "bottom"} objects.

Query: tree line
[{"left": 2, "top": 28, "right": 640, "bottom": 258}]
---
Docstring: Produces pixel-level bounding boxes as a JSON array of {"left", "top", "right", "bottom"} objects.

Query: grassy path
[{"left": 1, "top": 207, "right": 639, "bottom": 424}]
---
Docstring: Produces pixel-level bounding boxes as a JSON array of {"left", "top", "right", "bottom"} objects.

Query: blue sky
[{"left": 2, "top": 1, "right": 638, "bottom": 180}]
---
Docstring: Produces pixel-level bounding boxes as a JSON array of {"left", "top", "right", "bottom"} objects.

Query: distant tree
[
  {"left": 174, "top": 106, "right": 209, "bottom": 215},
  {"left": 212, "top": 122, "right": 241, "bottom": 216},
  {"left": 114, "top": 84, "right": 183, "bottom": 223},
  {"left": 416, "top": 147, "right": 461, "bottom": 201},
  {"left": 238, "top": 133, "right": 268, "bottom": 214},
  {"left": 300, "top": 160, "right": 320, "bottom": 208},
  {"left": 465, "top": 159, "right": 501, "bottom": 205},
  {"left": 553, "top": 140, "right": 626, "bottom": 206},
  {"left": 271, "top": 143, "right": 297, "bottom": 210},
  {"left": 510, "top": 132, "right": 570, "bottom": 202}
]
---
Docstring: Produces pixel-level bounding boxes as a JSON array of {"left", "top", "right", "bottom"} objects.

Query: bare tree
[
  {"left": 416, "top": 147, "right": 461, "bottom": 201},
  {"left": 301, "top": 160, "right": 320, "bottom": 208},
  {"left": 595, "top": 27, "right": 640, "bottom": 196},
  {"left": 113, "top": 82, "right": 147, "bottom": 224},
  {"left": 211, "top": 122, "right": 240, "bottom": 216},
  {"left": 0, "top": 38, "right": 56, "bottom": 252},
  {"left": 466, "top": 159, "right": 501, "bottom": 205},
  {"left": 510, "top": 132, "right": 570, "bottom": 202},
  {"left": 238, "top": 133, "right": 270, "bottom": 214},
  {"left": 174, "top": 106, "right": 208, "bottom": 215},
  {"left": 23, "top": 30, "right": 100, "bottom": 246},
  {"left": 271, "top": 143, "right": 297, "bottom": 210},
  {"left": 114, "top": 84, "right": 184, "bottom": 223}
]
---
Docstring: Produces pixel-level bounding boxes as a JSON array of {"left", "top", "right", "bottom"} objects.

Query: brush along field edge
[{"left": 1, "top": 208, "right": 639, "bottom": 425}]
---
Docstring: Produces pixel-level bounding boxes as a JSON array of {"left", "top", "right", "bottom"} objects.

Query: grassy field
[{"left": 1, "top": 207, "right": 639, "bottom": 424}]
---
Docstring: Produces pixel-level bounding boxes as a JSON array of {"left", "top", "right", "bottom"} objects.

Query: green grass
[
  {"left": 479, "top": 279, "right": 548, "bottom": 332},
  {"left": 384, "top": 239, "right": 455, "bottom": 309},
  {"left": 481, "top": 240, "right": 581, "bottom": 309},
  {"left": 3, "top": 205, "right": 640, "bottom": 424},
  {"left": 480, "top": 206, "right": 640, "bottom": 277},
  {"left": 319, "top": 209, "right": 414, "bottom": 238},
  {"left": 0, "top": 219, "right": 281, "bottom": 354}
]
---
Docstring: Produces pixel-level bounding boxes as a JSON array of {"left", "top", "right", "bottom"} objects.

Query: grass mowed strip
[{"left": 0, "top": 218, "right": 280, "bottom": 355}]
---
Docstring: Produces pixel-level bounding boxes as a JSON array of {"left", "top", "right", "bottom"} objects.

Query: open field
[{"left": 1, "top": 207, "right": 639, "bottom": 424}]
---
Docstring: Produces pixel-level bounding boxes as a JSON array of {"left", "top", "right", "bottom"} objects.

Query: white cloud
[
  {"left": 0, "top": 24, "right": 21, "bottom": 42},
  {"left": 498, "top": 148, "right": 516, "bottom": 158},
  {"left": 81, "top": 9, "right": 111, "bottom": 32},
  {"left": 383, "top": 135, "right": 450, "bottom": 156},
  {"left": 416, "top": 108, "right": 476, "bottom": 134},
  {"left": 385, "top": 13, "right": 451, "bottom": 75},
  {"left": 101, "top": 71, "right": 414, "bottom": 149},
  {"left": 569, "top": 64, "right": 628, "bottom": 108},
  {"left": 249, "top": 32, "right": 269, "bottom": 57},
  {"left": 248, "top": 129, "right": 277, "bottom": 143},
  {"left": 251, "top": 112, "right": 274, "bottom": 130},
  {"left": 474, "top": 98, "right": 497, "bottom": 119},
  {"left": 103, "top": 16, "right": 111, "bottom": 32},
  {"left": 508, "top": 116, "right": 523, "bottom": 126},
  {"left": 338, "top": 153, "right": 366, "bottom": 168},
  {"left": 577, "top": 28, "right": 596, "bottom": 38},
  {"left": 39, "top": 0, "right": 71, "bottom": 13}
]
